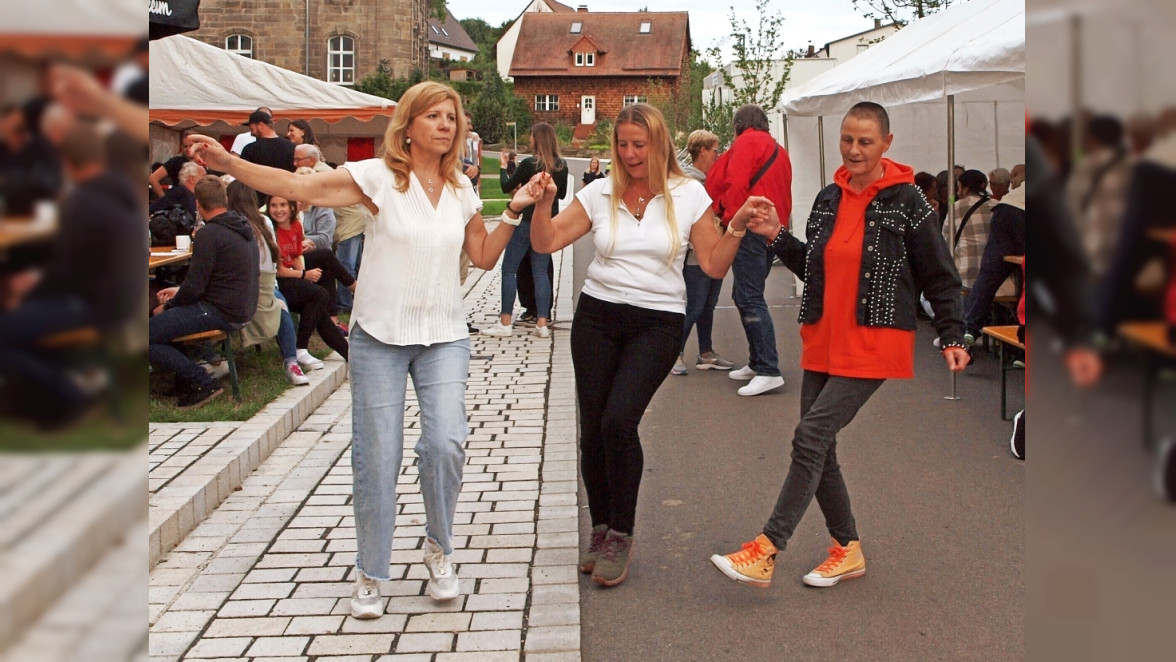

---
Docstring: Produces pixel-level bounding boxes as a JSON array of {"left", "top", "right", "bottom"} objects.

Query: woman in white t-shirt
[
  {"left": 186, "top": 82, "right": 522, "bottom": 620},
  {"left": 507, "top": 103, "right": 771, "bottom": 587}
]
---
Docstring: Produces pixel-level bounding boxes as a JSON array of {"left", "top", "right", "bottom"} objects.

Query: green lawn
[{"left": 480, "top": 155, "right": 509, "bottom": 217}]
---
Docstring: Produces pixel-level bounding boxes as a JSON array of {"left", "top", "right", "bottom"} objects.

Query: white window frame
[
  {"left": 639, "top": 21, "right": 651, "bottom": 34},
  {"left": 225, "top": 34, "right": 253, "bottom": 58},
  {"left": 327, "top": 35, "right": 355, "bottom": 86},
  {"left": 574, "top": 52, "right": 595, "bottom": 67},
  {"left": 623, "top": 95, "right": 647, "bottom": 107},
  {"left": 570, "top": 21, "right": 582, "bottom": 33},
  {"left": 534, "top": 94, "right": 559, "bottom": 112}
]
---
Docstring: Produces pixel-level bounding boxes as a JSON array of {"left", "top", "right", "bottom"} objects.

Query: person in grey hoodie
[
  {"left": 671, "top": 129, "right": 736, "bottom": 376},
  {"left": 150, "top": 175, "right": 260, "bottom": 409}
]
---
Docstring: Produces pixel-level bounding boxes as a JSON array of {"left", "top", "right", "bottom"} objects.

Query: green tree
[
  {"left": 645, "top": 50, "right": 712, "bottom": 147},
  {"left": 467, "top": 69, "right": 530, "bottom": 145},
  {"left": 851, "top": 0, "right": 960, "bottom": 26},
  {"left": 356, "top": 59, "right": 424, "bottom": 102}
]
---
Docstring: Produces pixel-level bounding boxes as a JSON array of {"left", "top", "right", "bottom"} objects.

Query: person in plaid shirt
[{"left": 944, "top": 169, "right": 995, "bottom": 288}]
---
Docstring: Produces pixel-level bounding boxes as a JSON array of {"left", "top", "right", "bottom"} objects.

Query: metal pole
[
  {"left": 305, "top": 0, "right": 310, "bottom": 77},
  {"left": 1071, "top": 14, "right": 1083, "bottom": 163},
  {"left": 945, "top": 94, "right": 961, "bottom": 401},
  {"left": 817, "top": 116, "right": 826, "bottom": 188}
]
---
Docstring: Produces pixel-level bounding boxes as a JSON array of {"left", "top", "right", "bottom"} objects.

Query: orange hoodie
[{"left": 800, "top": 158, "right": 919, "bottom": 379}]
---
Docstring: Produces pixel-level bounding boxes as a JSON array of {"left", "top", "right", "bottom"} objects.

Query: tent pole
[
  {"left": 945, "top": 94, "right": 961, "bottom": 402},
  {"left": 1071, "top": 13, "right": 1082, "bottom": 162},
  {"left": 993, "top": 101, "right": 1000, "bottom": 167},
  {"left": 817, "top": 116, "right": 826, "bottom": 188}
]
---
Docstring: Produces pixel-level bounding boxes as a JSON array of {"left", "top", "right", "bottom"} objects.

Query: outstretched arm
[{"left": 512, "top": 173, "right": 591, "bottom": 253}]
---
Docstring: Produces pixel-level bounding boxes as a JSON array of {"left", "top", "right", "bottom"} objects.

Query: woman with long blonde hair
[
  {"left": 186, "top": 81, "right": 522, "bottom": 619},
  {"left": 507, "top": 103, "right": 771, "bottom": 586},
  {"left": 486, "top": 121, "right": 569, "bottom": 338}
]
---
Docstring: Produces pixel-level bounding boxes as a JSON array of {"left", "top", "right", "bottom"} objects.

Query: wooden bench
[
  {"left": 37, "top": 327, "right": 102, "bottom": 350},
  {"left": 982, "top": 325, "right": 1025, "bottom": 420},
  {"left": 171, "top": 329, "right": 240, "bottom": 398},
  {"left": 1119, "top": 321, "right": 1176, "bottom": 452}
]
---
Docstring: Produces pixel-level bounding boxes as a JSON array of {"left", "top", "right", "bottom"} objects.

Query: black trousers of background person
[
  {"left": 516, "top": 249, "right": 555, "bottom": 316},
  {"left": 275, "top": 277, "right": 349, "bottom": 360},
  {"left": 963, "top": 205, "right": 1025, "bottom": 336},
  {"left": 302, "top": 247, "right": 357, "bottom": 317},
  {"left": 570, "top": 293, "right": 683, "bottom": 535}
]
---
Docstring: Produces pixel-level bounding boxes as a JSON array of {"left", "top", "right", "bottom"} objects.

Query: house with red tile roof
[
  {"left": 508, "top": 10, "right": 691, "bottom": 129},
  {"left": 496, "top": 0, "right": 579, "bottom": 82}
]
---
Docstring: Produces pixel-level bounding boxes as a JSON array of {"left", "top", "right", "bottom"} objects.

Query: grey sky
[{"left": 442, "top": 0, "right": 879, "bottom": 62}]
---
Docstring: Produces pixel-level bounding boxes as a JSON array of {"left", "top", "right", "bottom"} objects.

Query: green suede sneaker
[
  {"left": 579, "top": 524, "right": 609, "bottom": 574},
  {"left": 591, "top": 529, "right": 634, "bottom": 587}
]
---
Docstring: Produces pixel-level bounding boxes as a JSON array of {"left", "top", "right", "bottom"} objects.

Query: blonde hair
[
  {"left": 608, "top": 103, "right": 685, "bottom": 264},
  {"left": 380, "top": 81, "right": 467, "bottom": 194},
  {"left": 686, "top": 129, "right": 718, "bottom": 161}
]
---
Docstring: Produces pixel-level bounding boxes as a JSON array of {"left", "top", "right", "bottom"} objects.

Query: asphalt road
[{"left": 575, "top": 267, "right": 1026, "bottom": 662}]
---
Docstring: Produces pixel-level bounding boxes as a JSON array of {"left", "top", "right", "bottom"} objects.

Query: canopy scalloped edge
[{"left": 150, "top": 107, "right": 396, "bottom": 127}]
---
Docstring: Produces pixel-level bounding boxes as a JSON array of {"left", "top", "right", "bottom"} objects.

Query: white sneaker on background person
[
  {"left": 738, "top": 375, "right": 785, "bottom": 397},
  {"left": 482, "top": 322, "right": 513, "bottom": 337},
  {"left": 534, "top": 325, "right": 551, "bottom": 339},
  {"left": 671, "top": 355, "right": 688, "bottom": 376},
  {"left": 423, "top": 538, "right": 460, "bottom": 601},
  {"left": 286, "top": 362, "right": 310, "bottom": 385},
  {"left": 295, "top": 349, "right": 324, "bottom": 371},
  {"left": 728, "top": 365, "right": 756, "bottom": 380},
  {"left": 197, "top": 358, "right": 230, "bottom": 381},
  {"left": 350, "top": 570, "right": 382, "bottom": 619}
]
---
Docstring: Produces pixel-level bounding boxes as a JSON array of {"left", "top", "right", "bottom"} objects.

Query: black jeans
[
  {"left": 149, "top": 301, "right": 237, "bottom": 390},
  {"left": 571, "top": 293, "right": 683, "bottom": 535},
  {"left": 964, "top": 207, "right": 1025, "bottom": 336},
  {"left": 762, "top": 370, "right": 884, "bottom": 551},
  {"left": 276, "top": 277, "right": 349, "bottom": 359},
  {"left": 303, "top": 247, "right": 357, "bottom": 318}
]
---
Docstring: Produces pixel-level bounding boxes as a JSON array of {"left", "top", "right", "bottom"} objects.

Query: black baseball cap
[{"left": 242, "top": 110, "right": 272, "bottom": 126}]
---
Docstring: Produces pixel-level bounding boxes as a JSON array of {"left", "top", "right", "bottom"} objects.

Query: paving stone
[
  {"left": 455, "top": 629, "right": 522, "bottom": 652},
  {"left": 306, "top": 634, "right": 396, "bottom": 656}
]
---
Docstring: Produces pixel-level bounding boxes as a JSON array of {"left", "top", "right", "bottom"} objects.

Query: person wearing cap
[
  {"left": 240, "top": 110, "right": 295, "bottom": 174},
  {"left": 231, "top": 106, "right": 270, "bottom": 155}
]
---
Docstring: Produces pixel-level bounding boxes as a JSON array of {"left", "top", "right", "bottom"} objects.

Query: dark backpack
[{"left": 149, "top": 205, "right": 195, "bottom": 247}]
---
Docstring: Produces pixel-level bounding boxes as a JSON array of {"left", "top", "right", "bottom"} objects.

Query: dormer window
[
  {"left": 575, "top": 52, "right": 595, "bottom": 67},
  {"left": 639, "top": 21, "right": 651, "bottom": 33},
  {"left": 431, "top": 25, "right": 439, "bottom": 34},
  {"left": 570, "top": 21, "right": 582, "bottom": 34}
]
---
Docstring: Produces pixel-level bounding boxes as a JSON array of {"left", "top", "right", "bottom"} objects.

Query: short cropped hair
[
  {"left": 194, "top": 175, "right": 228, "bottom": 210},
  {"left": 732, "top": 104, "right": 770, "bottom": 136},
  {"left": 686, "top": 129, "right": 719, "bottom": 160},
  {"left": 59, "top": 121, "right": 105, "bottom": 169},
  {"left": 178, "top": 160, "right": 205, "bottom": 185},
  {"left": 844, "top": 101, "right": 890, "bottom": 136},
  {"left": 988, "top": 167, "right": 1011, "bottom": 186}
]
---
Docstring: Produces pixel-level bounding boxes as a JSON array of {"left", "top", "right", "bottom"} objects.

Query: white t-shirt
[
  {"left": 576, "top": 176, "right": 712, "bottom": 314},
  {"left": 341, "top": 158, "right": 482, "bottom": 346},
  {"left": 231, "top": 132, "right": 256, "bottom": 155}
]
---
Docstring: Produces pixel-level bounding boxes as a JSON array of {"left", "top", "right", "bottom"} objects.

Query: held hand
[
  {"left": 186, "top": 134, "right": 233, "bottom": 172},
  {"left": 509, "top": 172, "right": 554, "bottom": 209},
  {"left": 301, "top": 239, "right": 316, "bottom": 253},
  {"left": 743, "top": 197, "right": 782, "bottom": 239},
  {"left": 157, "top": 286, "right": 179, "bottom": 304},
  {"left": 943, "top": 347, "right": 970, "bottom": 373},
  {"left": 305, "top": 268, "right": 323, "bottom": 283},
  {"left": 1065, "top": 348, "right": 1102, "bottom": 387}
]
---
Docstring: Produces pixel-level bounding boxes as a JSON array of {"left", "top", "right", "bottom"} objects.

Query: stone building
[{"left": 190, "top": 0, "right": 431, "bottom": 85}]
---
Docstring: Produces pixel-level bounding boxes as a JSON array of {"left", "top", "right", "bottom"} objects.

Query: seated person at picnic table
[
  {"left": 150, "top": 160, "right": 204, "bottom": 217},
  {"left": 150, "top": 175, "right": 260, "bottom": 409},
  {"left": 267, "top": 193, "right": 352, "bottom": 363},
  {"left": 962, "top": 180, "right": 1027, "bottom": 345}
]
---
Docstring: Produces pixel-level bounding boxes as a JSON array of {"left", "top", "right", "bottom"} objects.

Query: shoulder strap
[
  {"left": 748, "top": 145, "right": 780, "bottom": 191},
  {"left": 953, "top": 196, "right": 989, "bottom": 248},
  {"left": 1080, "top": 148, "right": 1127, "bottom": 214}
]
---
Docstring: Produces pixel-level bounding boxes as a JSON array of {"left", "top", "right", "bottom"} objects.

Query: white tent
[
  {"left": 779, "top": 0, "right": 1025, "bottom": 240},
  {"left": 148, "top": 35, "right": 395, "bottom": 163}
]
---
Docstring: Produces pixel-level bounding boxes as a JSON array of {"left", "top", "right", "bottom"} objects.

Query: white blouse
[
  {"left": 576, "top": 176, "right": 712, "bottom": 314},
  {"left": 341, "top": 158, "right": 482, "bottom": 346}
]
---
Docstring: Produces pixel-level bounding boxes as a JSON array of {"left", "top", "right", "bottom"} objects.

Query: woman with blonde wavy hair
[
  {"left": 506, "top": 103, "right": 773, "bottom": 586},
  {"left": 185, "top": 81, "right": 522, "bottom": 619}
]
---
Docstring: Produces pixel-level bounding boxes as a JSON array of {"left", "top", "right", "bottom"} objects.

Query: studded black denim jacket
[{"left": 769, "top": 182, "right": 966, "bottom": 347}]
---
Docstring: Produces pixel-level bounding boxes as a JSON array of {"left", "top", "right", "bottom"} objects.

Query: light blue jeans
[
  {"left": 335, "top": 234, "right": 364, "bottom": 313},
  {"left": 349, "top": 323, "right": 470, "bottom": 580}
]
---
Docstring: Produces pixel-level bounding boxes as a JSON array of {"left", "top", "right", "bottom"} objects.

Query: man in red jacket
[{"left": 706, "top": 104, "right": 793, "bottom": 396}]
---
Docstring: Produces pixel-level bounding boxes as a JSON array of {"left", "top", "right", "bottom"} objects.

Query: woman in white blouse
[
  {"left": 508, "top": 103, "right": 770, "bottom": 587},
  {"left": 187, "top": 82, "right": 523, "bottom": 619}
]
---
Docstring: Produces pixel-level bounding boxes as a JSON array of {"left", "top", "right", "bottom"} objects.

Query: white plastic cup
[{"left": 175, "top": 234, "right": 192, "bottom": 251}]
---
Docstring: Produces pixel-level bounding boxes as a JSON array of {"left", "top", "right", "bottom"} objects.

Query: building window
[
  {"left": 431, "top": 25, "right": 439, "bottom": 34},
  {"left": 623, "top": 95, "right": 647, "bottom": 106},
  {"left": 535, "top": 95, "right": 559, "bottom": 112},
  {"left": 575, "top": 52, "right": 595, "bottom": 67},
  {"left": 570, "top": 21, "right": 582, "bottom": 33},
  {"left": 225, "top": 34, "right": 252, "bottom": 58},
  {"left": 639, "top": 21, "right": 651, "bottom": 34},
  {"left": 328, "top": 35, "right": 355, "bottom": 85}
]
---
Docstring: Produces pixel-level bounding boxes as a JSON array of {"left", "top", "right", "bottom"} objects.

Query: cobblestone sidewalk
[{"left": 148, "top": 248, "right": 581, "bottom": 661}]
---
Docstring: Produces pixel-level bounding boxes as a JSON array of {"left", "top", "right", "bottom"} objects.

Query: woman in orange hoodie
[{"left": 710, "top": 102, "right": 970, "bottom": 590}]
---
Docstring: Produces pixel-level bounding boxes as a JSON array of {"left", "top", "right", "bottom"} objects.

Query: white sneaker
[
  {"left": 738, "top": 375, "right": 785, "bottom": 396},
  {"left": 350, "top": 570, "right": 383, "bottom": 619},
  {"left": 728, "top": 365, "right": 756, "bottom": 380},
  {"left": 534, "top": 325, "right": 551, "bottom": 339},
  {"left": 670, "top": 354, "right": 688, "bottom": 376},
  {"left": 296, "top": 349, "right": 324, "bottom": 371},
  {"left": 286, "top": 362, "right": 310, "bottom": 386},
  {"left": 423, "top": 538, "right": 460, "bottom": 601},
  {"left": 482, "top": 322, "right": 513, "bottom": 337},
  {"left": 198, "top": 359, "right": 230, "bottom": 381}
]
